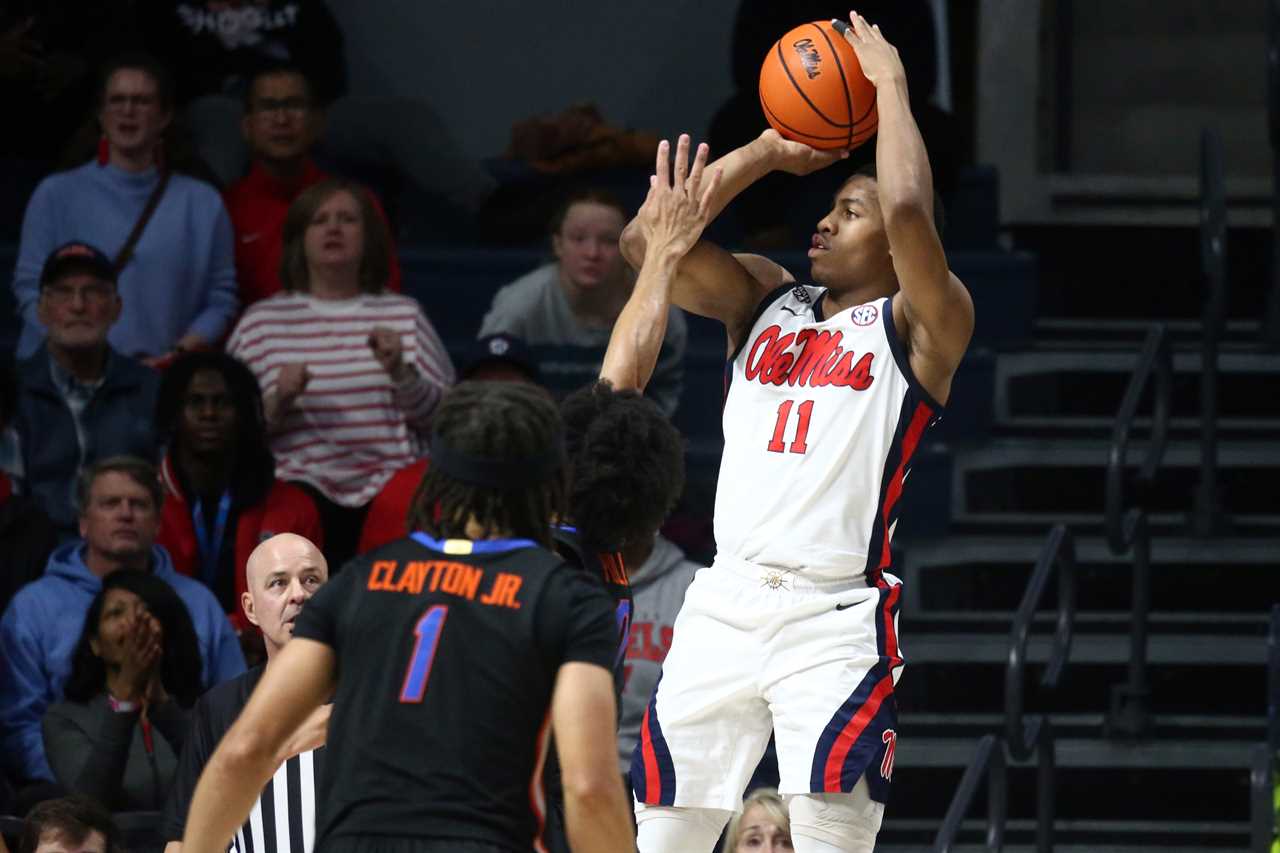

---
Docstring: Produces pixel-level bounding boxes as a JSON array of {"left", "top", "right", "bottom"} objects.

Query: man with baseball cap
[{"left": 11, "top": 241, "right": 161, "bottom": 535}]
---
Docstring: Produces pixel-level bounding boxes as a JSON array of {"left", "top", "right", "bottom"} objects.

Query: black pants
[{"left": 292, "top": 482, "right": 371, "bottom": 572}]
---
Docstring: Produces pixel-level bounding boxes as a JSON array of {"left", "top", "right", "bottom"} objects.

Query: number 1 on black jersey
[{"left": 400, "top": 605, "right": 448, "bottom": 703}]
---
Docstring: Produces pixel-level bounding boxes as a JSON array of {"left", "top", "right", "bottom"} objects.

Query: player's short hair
[
  {"left": 280, "top": 179, "right": 392, "bottom": 295},
  {"left": 560, "top": 381, "right": 685, "bottom": 551},
  {"left": 96, "top": 51, "right": 175, "bottom": 114},
  {"left": 19, "top": 795, "right": 122, "bottom": 853},
  {"left": 76, "top": 456, "right": 162, "bottom": 517},
  {"left": 410, "top": 382, "right": 567, "bottom": 547},
  {"left": 720, "top": 787, "right": 791, "bottom": 853},
  {"left": 842, "top": 162, "right": 946, "bottom": 240}
]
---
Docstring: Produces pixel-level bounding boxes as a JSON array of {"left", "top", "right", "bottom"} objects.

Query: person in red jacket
[
  {"left": 154, "top": 351, "right": 323, "bottom": 640},
  {"left": 222, "top": 64, "right": 401, "bottom": 308}
]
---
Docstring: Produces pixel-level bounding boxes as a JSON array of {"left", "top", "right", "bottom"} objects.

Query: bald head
[{"left": 242, "top": 533, "right": 328, "bottom": 659}]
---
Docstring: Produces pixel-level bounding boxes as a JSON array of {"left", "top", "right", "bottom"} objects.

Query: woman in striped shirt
[{"left": 227, "top": 179, "right": 454, "bottom": 568}]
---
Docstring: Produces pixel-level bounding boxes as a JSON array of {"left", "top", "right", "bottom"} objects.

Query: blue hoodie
[{"left": 0, "top": 543, "right": 246, "bottom": 782}]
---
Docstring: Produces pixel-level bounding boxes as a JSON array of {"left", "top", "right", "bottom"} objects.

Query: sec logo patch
[{"left": 852, "top": 304, "right": 879, "bottom": 326}]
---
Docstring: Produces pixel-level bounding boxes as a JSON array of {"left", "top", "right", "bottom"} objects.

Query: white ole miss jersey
[{"left": 716, "top": 284, "right": 943, "bottom": 583}]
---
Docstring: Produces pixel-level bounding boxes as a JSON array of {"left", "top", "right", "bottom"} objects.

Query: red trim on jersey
[
  {"left": 876, "top": 402, "right": 934, "bottom": 573},
  {"left": 529, "top": 711, "right": 553, "bottom": 853}
]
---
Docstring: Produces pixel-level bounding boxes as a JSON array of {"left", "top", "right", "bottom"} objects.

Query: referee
[
  {"left": 163, "top": 533, "right": 330, "bottom": 853},
  {"left": 180, "top": 382, "right": 635, "bottom": 853}
]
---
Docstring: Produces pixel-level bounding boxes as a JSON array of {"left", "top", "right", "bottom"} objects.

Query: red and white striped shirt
[{"left": 226, "top": 292, "right": 455, "bottom": 507}]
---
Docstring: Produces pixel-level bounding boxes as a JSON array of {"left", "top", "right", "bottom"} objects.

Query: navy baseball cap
[
  {"left": 461, "top": 333, "right": 541, "bottom": 384},
  {"left": 40, "top": 242, "right": 116, "bottom": 288}
]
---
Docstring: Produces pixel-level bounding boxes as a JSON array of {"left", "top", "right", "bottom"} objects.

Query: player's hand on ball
[
  {"left": 276, "top": 362, "right": 310, "bottom": 401},
  {"left": 760, "top": 129, "right": 847, "bottom": 176},
  {"left": 638, "top": 133, "right": 723, "bottom": 261},
  {"left": 837, "top": 11, "right": 906, "bottom": 88}
]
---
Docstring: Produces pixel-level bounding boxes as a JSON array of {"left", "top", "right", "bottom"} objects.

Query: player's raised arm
[
  {"left": 618, "top": 131, "right": 845, "bottom": 348},
  {"left": 601, "top": 134, "right": 721, "bottom": 392},
  {"left": 552, "top": 661, "right": 636, "bottom": 853},
  {"left": 840, "top": 12, "right": 974, "bottom": 399},
  {"left": 180, "top": 638, "right": 336, "bottom": 853}
]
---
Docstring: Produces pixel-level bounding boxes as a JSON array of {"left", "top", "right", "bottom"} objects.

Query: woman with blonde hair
[
  {"left": 227, "top": 178, "right": 454, "bottom": 567},
  {"left": 722, "top": 788, "right": 794, "bottom": 852}
]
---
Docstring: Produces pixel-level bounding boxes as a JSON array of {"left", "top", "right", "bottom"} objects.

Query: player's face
[
  {"left": 91, "top": 587, "right": 152, "bottom": 666},
  {"left": 248, "top": 546, "right": 328, "bottom": 652},
  {"left": 734, "top": 804, "right": 793, "bottom": 852},
  {"left": 35, "top": 829, "right": 108, "bottom": 853},
  {"left": 99, "top": 68, "right": 170, "bottom": 159},
  {"left": 809, "top": 176, "right": 894, "bottom": 291},
  {"left": 180, "top": 369, "right": 239, "bottom": 457},
  {"left": 552, "top": 202, "right": 626, "bottom": 292},
  {"left": 304, "top": 190, "right": 365, "bottom": 272},
  {"left": 243, "top": 72, "right": 320, "bottom": 163},
  {"left": 78, "top": 472, "right": 160, "bottom": 562},
  {"left": 37, "top": 272, "right": 121, "bottom": 352}
]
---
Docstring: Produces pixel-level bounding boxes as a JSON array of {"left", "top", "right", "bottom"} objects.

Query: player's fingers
[
  {"left": 655, "top": 139, "right": 670, "bottom": 190},
  {"left": 672, "top": 134, "right": 691, "bottom": 190},
  {"left": 850, "top": 12, "right": 870, "bottom": 40},
  {"left": 832, "top": 17, "right": 854, "bottom": 43},
  {"left": 686, "top": 142, "right": 710, "bottom": 200}
]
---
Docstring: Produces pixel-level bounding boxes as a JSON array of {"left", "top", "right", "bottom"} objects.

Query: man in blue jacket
[
  {"left": 12, "top": 242, "right": 161, "bottom": 536},
  {"left": 0, "top": 456, "right": 246, "bottom": 784}
]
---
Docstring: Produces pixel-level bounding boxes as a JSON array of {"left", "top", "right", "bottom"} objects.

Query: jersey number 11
[{"left": 767, "top": 400, "right": 814, "bottom": 454}]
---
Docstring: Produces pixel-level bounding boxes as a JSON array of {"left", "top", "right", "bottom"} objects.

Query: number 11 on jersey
[{"left": 767, "top": 399, "right": 814, "bottom": 454}]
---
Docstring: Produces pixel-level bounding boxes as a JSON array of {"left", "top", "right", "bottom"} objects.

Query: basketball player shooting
[{"left": 605, "top": 12, "right": 974, "bottom": 853}]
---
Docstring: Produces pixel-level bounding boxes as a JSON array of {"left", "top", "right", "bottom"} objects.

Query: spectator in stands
[
  {"left": 479, "top": 189, "right": 687, "bottom": 415},
  {"left": 11, "top": 52, "right": 238, "bottom": 362},
  {"left": 17, "top": 795, "right": 122, "bottom": 853},
  {"left": 154, "top": 351, "right": 322, "bottom": 630},
  {"left": 11, "top": 243, "right": 160, "bottom": 537},
  {"left": 720, "top": 788, "right": 793, "bottom": 852},
  {"left": 0, "top": 457, "right": 245, "bottom": 785},
  {"left": 42, "top": 571, "right": 201, "bottom": 811},
  {"left": 162, "top": 533, "right": 329, "bottom": 853},
  {"left": 223, "top": 64, "right": 401, "bottom": 308},
  {"left": 227, "top": 180, "right": 454, "bottom": 568},
  {"left": 0, "top": 361, "right": 58, "bottom": 616},
  {"left": 138, "top": 0, "right": 494, "bottom": 217}
]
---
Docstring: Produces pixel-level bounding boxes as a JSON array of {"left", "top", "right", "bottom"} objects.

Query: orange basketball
[{"left": 759, "top": 20, "right": 878, "bottom": 151}]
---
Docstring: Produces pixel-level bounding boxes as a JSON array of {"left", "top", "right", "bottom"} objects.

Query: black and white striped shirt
[{"left": 163, "top": 666, "right": 325, "bottom": 853}]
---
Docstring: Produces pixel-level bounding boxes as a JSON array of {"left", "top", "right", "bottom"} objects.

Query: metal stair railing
[
  {"left": 933, "top": 524, "right": 1077, "bottom": 853},
  {"left": 1194, "top": 126, "right": 1227, "bottom": 535},
  {"left": 1251, "top": 605, "right": 1279, "bottom": 851},
  {"left": 1105, "top": 324, "right": 1173, "bottom": 740}
]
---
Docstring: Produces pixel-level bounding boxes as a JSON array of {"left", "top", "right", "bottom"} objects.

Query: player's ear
[{"left": 242, "top": 591, "right": 260, "bottom": 627}]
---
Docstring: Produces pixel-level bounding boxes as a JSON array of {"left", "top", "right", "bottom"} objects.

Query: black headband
[{"left": 429, "top": 429, "right": 565, "bottom": 488}]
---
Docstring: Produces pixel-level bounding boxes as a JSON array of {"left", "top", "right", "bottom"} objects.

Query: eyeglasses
[
  {"left": 250, "top": 97, "right": 311, "bottom": 117},
  {"left": 43, "top": 283, "right": 115, "bottom": 305}
]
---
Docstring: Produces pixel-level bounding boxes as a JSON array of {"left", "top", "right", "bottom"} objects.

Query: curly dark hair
[
  {"left": 63, "top": 570, "right": 204, "bottom": 709},
  {"left": 155, "top": 350, "right": 276, "bottom": 505},
  {"left": 560, "top": 381, "right": 685, "bottom": 552},
  {"left": 410, "top": 382, "right": 567, "bottom": 547}
]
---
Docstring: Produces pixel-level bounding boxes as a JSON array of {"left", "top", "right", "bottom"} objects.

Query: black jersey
[
  {"left": 291, "top": 532, "right": 618, "bottom": 850},
  {"left": 163, "top": 666, "right": 325, "bottom": 853}
]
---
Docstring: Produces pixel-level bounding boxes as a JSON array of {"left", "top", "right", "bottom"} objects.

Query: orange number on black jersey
[{"left": 766, "top": 399, "right": 814, "bottom": 454}]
